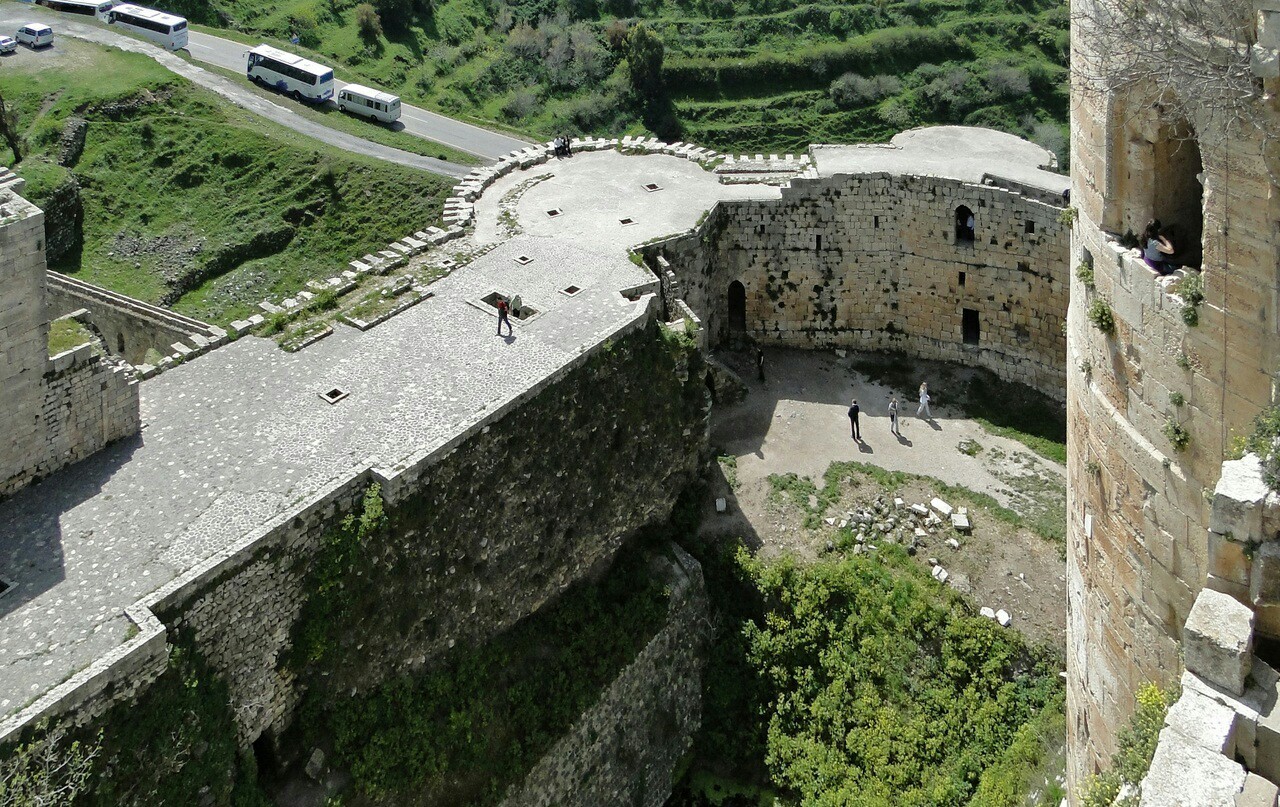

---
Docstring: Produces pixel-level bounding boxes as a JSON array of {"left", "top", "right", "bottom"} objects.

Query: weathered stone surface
[
  {"left": 1139, "top": 726, "right": 1247, "bottom": 807},
  {"left": 1213, "top": 456, "right": 1271, "bottom": 542},
  {"left": 1236, "top": 773, "right": 1280, "bottom": 807},
  {"left": 1164, "top": 687, "right": 1238, "bottom": 754},
  {"left": 1185, "top": 589, "right": 1255, "bottom": 696},
  {"left": 1253, "top": 543, "right": 1280, "bottom": 607}
]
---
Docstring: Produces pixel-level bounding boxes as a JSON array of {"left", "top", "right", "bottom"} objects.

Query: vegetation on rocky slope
[
  {"left": 175, "top": 0, "right": 1068, "bottom": 156},
  {"left": 3, "top": 41, "right": 451, "bottom": 325}
]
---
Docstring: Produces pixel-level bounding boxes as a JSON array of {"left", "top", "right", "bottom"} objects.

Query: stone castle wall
[
  {"left": 1066, "top": 8, "right": 1280, "bottom": 792},
  {"left": 644, "top": 172, "right": 1069, "bottom": 400},
  {"left": 0, "top": 188, "right": 139, "bottom": 498},
  {"left": 498, "top": 544, "right": 710, "bottom": 807},
  {"left": 0, "top": 312, "right": 709, "bottom": 765}
]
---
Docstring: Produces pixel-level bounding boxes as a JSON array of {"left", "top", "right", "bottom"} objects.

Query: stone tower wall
[
  {"left": 0, "top": 187, "right": 140, "bottom": 498},
  {"left": 646, "top": 172, "right": 1070, "bottom": 400},
  {"left": 1065, "top": 4, "right": 1280, "bottom": 791}
]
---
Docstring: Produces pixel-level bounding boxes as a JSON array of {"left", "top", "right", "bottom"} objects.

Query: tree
[
  {"left": 623, "top": 23, "right": 664, "bottom": 100},
  {"left": 355, "top": 2, "right": 383, "bottom": 41},
  {"left": 0, "top": 726, "right": 100, "bottom": 807},
  {"left": 0, "top": 93, "right": 22, "bottom": 164}
]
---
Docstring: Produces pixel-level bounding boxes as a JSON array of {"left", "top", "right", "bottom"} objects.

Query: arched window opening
[
  {"left": 955, "top": 205, "right": 975, "bottom": 244},
  {"left": 727, "top": 281, "right": 746, "bottom": 332},
  {"left": 1150, "top": 121, "right": 1204, "bottom": 270}
]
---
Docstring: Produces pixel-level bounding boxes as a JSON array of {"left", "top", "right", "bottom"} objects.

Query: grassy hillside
[
  {"left": 161, "top": 0, "right": 1068, "bottom": 156},
  {"left": 3, "top": 40, "right": 451, "bottom": 325}
]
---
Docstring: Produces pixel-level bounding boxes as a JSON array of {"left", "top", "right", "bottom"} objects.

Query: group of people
[
  {"left": 495, "top": 293, "right": 523, "bottom": 337},
  {"left": 846, "top": 383, "right": 931, "bottom": 441},
  {"left": 552, "top": 135, "right": 574, "bottom": 158}
]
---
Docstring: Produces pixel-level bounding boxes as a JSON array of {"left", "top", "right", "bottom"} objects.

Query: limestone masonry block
[
  {"left": 1185, "top": 589, "right": 1255, "bottom": 695},
  {"left": 1255, "top": 543, "right": 1280, "bottom": 608},
  {"left": 1236, "top": 773, "right": 1279, "bottom": 807},
  {"left": 1212, "top": 456, "right": 1271, "bottom": 541},
  {"left": 1165, "top": 687, "right": 1238, "bottom": 755},
  {"left": 1139, "top": 726, "right": 1247, "bottom": 807},
  {"left": 1212, "top": 532, "right": 1256, "bottom": 588}
]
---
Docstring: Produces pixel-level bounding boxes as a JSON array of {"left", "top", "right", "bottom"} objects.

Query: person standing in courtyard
[
  {"left": 889, "top": 397, "right": 899, "bottom": 436},
  {"left": 497, "top": 295, "right": 512, "bottom": 337},
  {"left": 756, "top": 346, "right": 765, "bottom": 382},
  {"left": 510, "top": 293, "right": 523, "bottom": 320},
  {"left": 848, "top": 398, "right": 861, "bottom": 440},
  {"left": 917, "top": 382, "right": 931, "bottom": 419}
]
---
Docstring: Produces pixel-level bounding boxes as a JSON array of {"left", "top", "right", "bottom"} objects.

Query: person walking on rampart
[
  {"left": 848, "top": 399, "right": 861, "bottom": 441},
  {"left": 756, "top": 347, "right": 765, "bottom": 382},
  {"left": 889, "top": 397, "right": 899, "bottom": 436},
  {"left": 497, "top": 295, "right": 513, "bottom": 336},
  {"left": 917, "top": 382, "right": 931, "bottom": 420}
]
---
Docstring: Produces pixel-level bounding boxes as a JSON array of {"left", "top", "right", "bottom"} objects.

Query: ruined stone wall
[
  {"left": 0, "top": 188, "right": 141, "bottom": 499},
  {"left": 644, "top": 173, "right": 1069, "bottom": 400},
  {"left": 1065, "top": 9, "right": 1280, "bottom": 792},
  {"left": 498, "top": 544, "right": 710, "bottom": 807},
  {"left": 45, "top": 271, "right": 221, "bottom": 366}
]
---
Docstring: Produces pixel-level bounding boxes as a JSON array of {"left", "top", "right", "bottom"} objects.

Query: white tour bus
[
  {"left": 336, "top": 84, "right": 401, "bottom": 124},
  {"left": 246, "top": 45, "right": 335, "bottom": 104},
  {"left": 106, "top": 4, "right": 187, "bottom": 50},
  {"left": 36, "top": 0, "right": 113, "bottom": 20}
]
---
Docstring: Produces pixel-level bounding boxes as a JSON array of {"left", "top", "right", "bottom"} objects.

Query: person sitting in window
[{"left": 1142, "top": 221, "right": 1176, "bottom": 275}]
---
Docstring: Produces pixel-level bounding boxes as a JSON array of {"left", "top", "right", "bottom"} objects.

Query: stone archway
[{"left": 727, "top": 280, "right": 746, "bottom": 332}]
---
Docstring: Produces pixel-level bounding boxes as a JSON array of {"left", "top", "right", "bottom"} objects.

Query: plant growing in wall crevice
[
  {"left": 1176, "top": 272, "right": 1205, "bottom": 326},
  {"left": 1081, "top": 683, "right": 1178, "bottom": 807},
  {"left": 1076, "top": 261, "right": 1095, "bottom": 289},
  {"left": 1087, "top": 298, "right": 1115, "bottom": 335},
  {"left": 1162, "top": 418, "right": 1190, "bottom": 451}
]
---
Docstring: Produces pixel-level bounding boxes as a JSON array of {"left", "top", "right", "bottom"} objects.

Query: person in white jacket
[{"left": 917, "top": 382, "right": 931, "bottom": 419}]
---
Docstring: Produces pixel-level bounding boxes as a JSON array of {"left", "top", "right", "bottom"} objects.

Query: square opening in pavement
[
  {"left": 561, "top": 285, "right": 583, "bottom": 297},
  {"left": 619, "top": 218, "right": 636, "bottom": 226},
  {"left": 439, "top": 259, "right": 456, "bottom": 269},
  {"left": 643, "top": 183, "right": 662, "bottom": 192},
  {"left": 546, "top": 209, "right": 563, "bottom": 218},
  {"left": 514, "top": 255, "right": 534, "bottom": 265},
  {"left": 481, "top": 291, "right": 539, "bottom": 320},
  {"left": 319, "top": 388, "right": 349, "bottom": 405}
]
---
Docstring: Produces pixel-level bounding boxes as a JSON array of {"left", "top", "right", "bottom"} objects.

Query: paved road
[
  {"left": 185, "top": 31, "right": 530, "bottom": 160},
  {"left": 0, "top": 3, "right": 522, "bottom": 178}
]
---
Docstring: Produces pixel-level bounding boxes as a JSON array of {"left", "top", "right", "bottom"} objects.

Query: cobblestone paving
[{"left": 0, "top": 152, "right": 768, "bottom": 722}]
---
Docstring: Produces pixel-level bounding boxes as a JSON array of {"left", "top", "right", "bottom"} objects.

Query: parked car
[
  {"left": 15, "top": 24, "right": 54, "bottom": 48},
  {"left": 0, "top": 35, "right": 17, "bottom": 54}
]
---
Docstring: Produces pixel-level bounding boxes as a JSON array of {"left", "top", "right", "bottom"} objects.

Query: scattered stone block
[
  {"left": 1185, "top": 588, "right": 1255, "bottom": 696},
  {"left": 911, "top": 503, "right": 929, "bottom": 517},
  {"left": 825, "top": 517, "right": 836, "bottom": 526},
  {"left": 258, "top": 301, "right": 282, "bottom": 314},
  {"left": 945, "top": 537, "right": 960, "bottom": 550},
  {"left": 980, "top": 606, "right": 996, "bottom": 619},
  {"left": 715, "top": 498, "right": 726, "bottom": 513},
  {"left": 930, "top": 497, "right": 954, "bottom": 517},
  {"left": 931, "top": 565, "right": 949, "bottom": 583},
  {"left": 893, "top": 497, "right": 905, "bottom": 508},
  {"left": 247, "top": 314, "right": 265, "bottom": 326},
  {"left": 305, "top": 748, "right": 326, "bottom": 782},
  {"left": 171, "top": 342, "right": 193, "bottom": 357},
  {"left": 951, "top": 512, "right": 972, "bottom": 532},
  {"left": 229, "top": 320, "right": 253, "bottom": 337},
  {"left": 995, "top": 609, "right": 1011, "bottom": 627}
]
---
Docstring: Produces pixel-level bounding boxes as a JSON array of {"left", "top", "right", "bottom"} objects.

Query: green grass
[
  {"left": 47, "top": 318, "right": 95, "bottom": 356},
  {"left": 5, "top": 39, "right": 452, "bottom": 325},
  {"left": 164, "top": 0, "right": 1067, "bottom": 156}
]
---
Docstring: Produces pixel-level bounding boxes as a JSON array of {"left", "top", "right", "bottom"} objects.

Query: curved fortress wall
[
  {"left": 1065, "top": 5, "right": 1280, "bottom": 790},
  {"left": 644, "top": 171, "right": 1070, "bottom": 400}
]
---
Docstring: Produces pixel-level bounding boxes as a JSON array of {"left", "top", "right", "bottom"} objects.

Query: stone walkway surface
[{"left": 0, "top": 152, "right": 775, "bottom": 724}]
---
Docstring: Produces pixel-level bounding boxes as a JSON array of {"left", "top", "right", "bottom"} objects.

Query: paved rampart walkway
[{"left": 0, "top": 152, "right": 776, "bottom": 723}]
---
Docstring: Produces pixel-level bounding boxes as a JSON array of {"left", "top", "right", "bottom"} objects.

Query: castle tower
[
  {"left": 1066, "top": 0, "right": 1280, "bottom": 791},
  {"left": 0, "top": 182, "right": 140, "bottom": 496},
  {"left": 0, "top": 185, "right": 54, "bottom": 492}
]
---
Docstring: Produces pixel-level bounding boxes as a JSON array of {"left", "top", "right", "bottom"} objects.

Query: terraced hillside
[
  {"left": 173, "top": 0, "right": 1069, "bottom": 155},
  {"left": 2, "top": 40, "right": 451, "bottom": 325}
]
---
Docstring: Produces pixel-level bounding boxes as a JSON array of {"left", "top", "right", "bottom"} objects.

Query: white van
[
  {"left": 15, "top": 24, "right": 54, "bottom": 48},
  {"left": 336, "top": 84, "right": 401, "bottom": 124}
]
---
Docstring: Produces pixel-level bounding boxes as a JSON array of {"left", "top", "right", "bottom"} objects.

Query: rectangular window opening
[
  {"left": 1025, "top": 220, "right": 1036, "bottom": 234},
  {"left": 962, "top": 308, "right": 980, "bottom": 346},
  {"left": 958, "top": 271, "right": 966, "bottom": 287}
]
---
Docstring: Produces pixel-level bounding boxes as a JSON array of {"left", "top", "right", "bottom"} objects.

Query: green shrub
[
  {"left": 1178, "top": 272, "right": 1205, "bottom": 327},
  {"left": 1169, "top": 391, "right": 1184, "bottom": 407},
  {"left": 1081, "top": 683, "right": 1177, "bottom": 807},
  {"left": 1075, "top": 261, "right": 1094, "bottom": 289},
  {"left": 355, "top": 2, "right": 382, "bottom": 40},
  {"left": 1163, "top": 419, "right": 1190, "bottom": 451},
  {"left": 1087, "top": 298, "right": 1114, "bottom": 334}
]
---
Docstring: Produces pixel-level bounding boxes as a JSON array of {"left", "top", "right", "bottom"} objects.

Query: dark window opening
[
  {"left": 705, "top": 371, "right": 717, "bottom": 404},
  {"left": 955, "top": 205, "right": 975, "bottom": 244},
  {"left": 1025, "top": 220, "right": 1036, "bottom": 234},
  {"left": 727, "top": 281, "right": 746, "bottom": 332},
  {"left": 874, "top": 216, "right": 879, "bottom": 229},
  {"left": 1151, "top": 122, "right": 1205, "bottom": 269},
  {"left": 962, "top": 309, "right": 979, "bottom": 345},
  {"left": 252, "top": 735, "right": 278, "bottom": 781},
  {"left": 958, "top": 271, "right": 966, "bottom": 287},
  {"left": 816, "top": 234, "right": 822, "bottom": 251}
]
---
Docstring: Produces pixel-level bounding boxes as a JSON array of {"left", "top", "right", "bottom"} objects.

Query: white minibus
[
  {"left": 15, "top": 24, "right": 54, "bottom": 48},
  {"left": 246, "top": 45, "right": 335, "bottom": 104},
  {"left": 106, "top": 4, "right": 187, "bottom": 50},
  {"left": 336, "top": 84, "right": 401, "bottom": 123}
]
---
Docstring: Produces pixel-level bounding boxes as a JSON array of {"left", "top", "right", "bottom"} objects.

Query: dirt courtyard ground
[{"left": 701, "top": 347, "right": 1068, "bottom": 649}]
